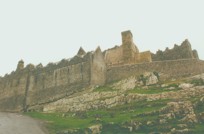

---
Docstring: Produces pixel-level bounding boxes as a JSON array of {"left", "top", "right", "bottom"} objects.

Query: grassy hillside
[{"left": 25, "top": 75, "right": 204, "bottom": 134}]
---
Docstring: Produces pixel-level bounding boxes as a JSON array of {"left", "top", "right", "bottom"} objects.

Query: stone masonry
[
  {"left": 104, "top": 30, "right": 152, "bottom": 66},
  {"left": 0, "top": 30, "right": 203, "bottom": 112},
  {"left": 151, "top": 39, "right": 199, "bottom": 61}
]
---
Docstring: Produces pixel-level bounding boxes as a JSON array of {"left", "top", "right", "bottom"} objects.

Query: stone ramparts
[{"left": 107, "top": 59, "right": 204, "bottom": 83}]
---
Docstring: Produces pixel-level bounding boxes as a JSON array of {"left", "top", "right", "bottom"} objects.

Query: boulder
[
  {"left": 146, "top": 73, "right": 159, "bottom": 85},
  {"left": 179, "top": 83, "right": 194, "bottom": 89},
  {"left": 88, "top": 124, "right": 102, "bottom": 134}
]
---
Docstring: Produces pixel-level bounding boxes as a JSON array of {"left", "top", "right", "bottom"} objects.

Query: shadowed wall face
[
  {"left": 91, "top": 47, "right": 106, "bottom": 86},
  {"left": 0, "top": 70, "right": 29, "bottom": 111},
  {"left": 107, "top": 59, "right": 204, "bottom": 83},
  {"left": 0, "top": 50, "right": 107, "bottom": 112}
]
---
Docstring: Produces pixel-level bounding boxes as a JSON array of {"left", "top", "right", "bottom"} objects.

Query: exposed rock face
[
  {"left": 179, "top": 83, "right": 194, "bottom": 89},
  {"left": 152, "top": 39, "right": 199, "bottom": 61},
  {"left": 42, "top": 75, "right": 204, "bottom": 113},
  {"left": 160, "top": 101, "right": 198, "bottom": 123},
  {"left": 142, "top": 72, "right": 159, "bottom": 86},
  {"left": 88, "top": 124, "right": 102, "bottom": 134}
]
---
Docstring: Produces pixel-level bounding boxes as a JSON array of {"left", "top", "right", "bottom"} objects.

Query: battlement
[{"left": 152, "top": 39, "right": 199, "bottom": 61}]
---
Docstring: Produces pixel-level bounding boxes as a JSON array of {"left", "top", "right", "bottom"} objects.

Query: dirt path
[{"left": 0, "top": 112, "right": 48, "bottom": 134}]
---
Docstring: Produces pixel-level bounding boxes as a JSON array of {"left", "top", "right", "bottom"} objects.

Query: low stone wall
[{"left": 107, "top": 59, "right": 204, "bottom": 83}]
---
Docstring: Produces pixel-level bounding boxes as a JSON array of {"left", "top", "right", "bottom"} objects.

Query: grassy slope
[
  {"left": 25, "top": 99, "right": 167, "bottom": 133},
  {"left": 25, "top": 78, "right": 204, "bottom": 133}
]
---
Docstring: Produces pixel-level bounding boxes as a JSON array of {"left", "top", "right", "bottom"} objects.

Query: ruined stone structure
[
  {"left": 16, "top": 60, "right": 24, "bottom": 71},
  {"left": 0, "top": 30, "right": 204, "bottom": 112},
  {"left": 151, "top": 39, "right": 199, "bottom": 61},
  {"left": 0, "top": 48, "right": 106, "bottom": 112},
  {"left": 104, "top": 30, "right": 152, "bottom": 66}
]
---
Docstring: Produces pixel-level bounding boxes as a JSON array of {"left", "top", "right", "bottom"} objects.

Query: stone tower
[
  {"left": 121, "top": 30, "right": 139, "bottom": 63},
  {"left": 16, "top": 60, "right": 24, "bottom": 71},
  {"left": 91, "top": 46, "right": 106, "bottom": 86}
]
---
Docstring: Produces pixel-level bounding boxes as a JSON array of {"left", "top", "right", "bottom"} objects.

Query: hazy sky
[{"left": 0, "top": 0, "right": 204, "bottom": 76}]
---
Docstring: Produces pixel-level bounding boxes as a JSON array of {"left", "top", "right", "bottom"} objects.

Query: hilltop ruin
[{"left": 0, "top": 30, "right": 203, "bottom": 112}]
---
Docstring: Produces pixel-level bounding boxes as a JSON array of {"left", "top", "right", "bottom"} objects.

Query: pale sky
[{"left": 0, "top": 0, "right": 204, "bottom": 76}]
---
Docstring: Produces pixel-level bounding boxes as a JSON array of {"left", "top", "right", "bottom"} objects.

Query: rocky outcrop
[
  {"left": 137, "top": 72, "right": 159, "bottom": 86},
  {"left": 88, "top": 124, "right": 102, "bottom": 134},
  {"left": 160, "top": 101, "right": 198, "bottom": 123},
  {"left": 41, "top": 75, "right": 204, "bottom": 113}
]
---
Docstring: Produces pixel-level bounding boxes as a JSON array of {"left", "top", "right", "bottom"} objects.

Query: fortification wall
[
  {"left": 91, "top": 47, "right": 106, "bottom": 85},
  {"left": 151, "top": 39, "right": 199, "bottom": 61},
  {"left": 0, "top": 53, "right": 94, "bottom": 111},
  {"left": 107, "top": 59, "right": 204, "bottom": 83},
  {"left": 0, "top": 49, "right": 107, "bottom": 112},
  {"left": 104, "top": 46, "right": 123, "bottom": 65},
  {"left": 0, "top": 69, "right": 30, "bottom": 112},
  {"left": 136, "top": 51, "right": 152, "bottom": 63},
  {"left": 0, "top": 31, "right": 203, "bottom": 112},
  {"left": 27, "top": 61, "right": 91, "bottom": 110}
]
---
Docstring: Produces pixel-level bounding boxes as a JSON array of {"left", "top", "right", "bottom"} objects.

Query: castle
[
  {"left": 0, "top": 30, "right": 204, "bottom": 112},
  {"left": 104, "top": 30, "right": 151, "bottom": 66}
]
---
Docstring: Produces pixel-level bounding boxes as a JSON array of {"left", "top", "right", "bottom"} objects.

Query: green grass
[
  {"left": 192, "top": 124, "right": 204, "bottom": 134},
  {"left": 190, "top": 78, "right": 204, "bottom": 86},
  {"left": 25, "top": 112, "right": 94, "bottom": 133},
  {"left": 25, "top": 99, "right": 168, "bottom": 133},
  {"left": 93, "top": 86, "right": 115, "bottom": 92},
  {"left": 194, "top": 100, "right": 204, "bottom": 114},
  {"left": 26, "top": 98, "right": 204, "bottom": 134},
  {"left": 128, "top": 86, "right": 179, "bottom": 94}
]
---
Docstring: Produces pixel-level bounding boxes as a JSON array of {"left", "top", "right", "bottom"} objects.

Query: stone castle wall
[
  {"left": 104, "top": 46, "right": 123, "bottom": 65},
  {"left": 0, "top": 30, "right": 203, "bottom": 112},
  {"left": 136, "top": 51, "right": 152, "bottom": 63},
  {"left": 0, "top": 69, "right": 29, "bottom": 112},
  {"left": 107, "top": 59, "right": 204, "bottom": 83},
  {"left": 151, "top": 39, "right": 199, "bottom": 61},
  {"left": 0, "top": 49, "right": 106, "bottom": 112},
  {"left": 104, "top": 30, "right": 152, "bottom": 66}
]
